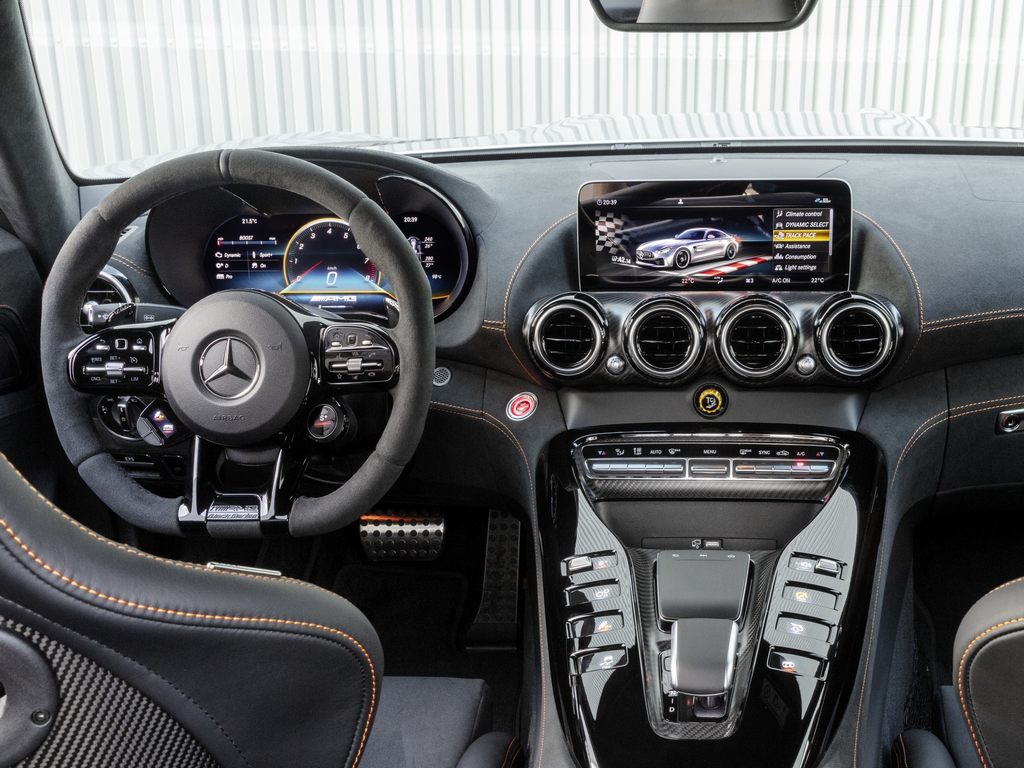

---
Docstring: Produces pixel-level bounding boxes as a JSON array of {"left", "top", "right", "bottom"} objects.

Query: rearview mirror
[{"left": 589, "top": 0, "right": 819, "bottom": 32}]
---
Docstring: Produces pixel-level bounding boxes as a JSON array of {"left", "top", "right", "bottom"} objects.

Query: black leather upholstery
[
  {"left": 939, "top": 686, "right": 983, "bottom": 768},
  {"left": 0, "top": 455, "right": 514, "bottom": 768},
  {"left": 892, "top": 730, "right": 957, "bottom": 768},
  {"left": 893, "top": 576, "right": 1024, "bottom": 768},
  {"left": 953, "top": 576, "right": 1024, "bottom": 768},
  {"left": 361, "top": 678, "right": 519, "bottom": 768}
]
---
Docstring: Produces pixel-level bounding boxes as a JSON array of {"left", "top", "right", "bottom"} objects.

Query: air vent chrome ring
[
  {"left": 816, "top": 297, "right": 897, "bottom": 377},
  {"left": 716, "top": 298, "right": 797, "bottom": 380},
  {"left": 527, "top": 295, "right": 607, "bottom": 378},
  {"left": 624, "top": 298, "right": 705, "bottom": 380}
]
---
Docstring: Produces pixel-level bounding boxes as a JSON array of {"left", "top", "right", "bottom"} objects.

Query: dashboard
[{"left": 104, "top": 146, "right": 1024, "bottom": 404}]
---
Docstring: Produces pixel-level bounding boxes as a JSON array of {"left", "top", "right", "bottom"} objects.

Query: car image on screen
[{"left": 634, "top": 227, "right": 740, "bottom": 269}]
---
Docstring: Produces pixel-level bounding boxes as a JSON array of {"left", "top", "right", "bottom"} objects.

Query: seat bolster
[
  {"left": 892, "top": 730, "right": 956, "bottom": 768},
  {"left": 456, "top": 733, "right": 522, "bottom": 768},
  {"left": 954, "top": 576, "right": 1024, "bottom": 768},
  {"left": 0, "top": 456, "right": 384, "bottom": 768}
]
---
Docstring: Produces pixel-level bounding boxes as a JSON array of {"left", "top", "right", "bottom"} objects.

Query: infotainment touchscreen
[{"left": 578, "top": 179, "right": 851, "bottom": 292}]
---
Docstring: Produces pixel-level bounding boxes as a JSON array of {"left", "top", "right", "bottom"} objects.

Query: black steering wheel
[{"left": 41, "top": 149, "right": 435, "bottom": 537}]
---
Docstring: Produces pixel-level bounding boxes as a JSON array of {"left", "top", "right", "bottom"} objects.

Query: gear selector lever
[{"left": 656, "top": 550, "right": 751, "bottom": 721}]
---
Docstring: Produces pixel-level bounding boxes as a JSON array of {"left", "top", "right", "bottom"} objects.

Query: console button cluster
[
  {"left": 765, "top": 550, "right": 847, "bottom": 679},
  {"left": 71, "top": 330, "right": 156, "bottom": 390},
  {"left": 563, "top": 550, "right": 628, "bottom": 676},
  {"left": 322, "top": 326, "right": 396, "bottom": 385}
]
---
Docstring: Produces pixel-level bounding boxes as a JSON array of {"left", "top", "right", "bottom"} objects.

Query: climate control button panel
[{"left": 573, "top": 433, "right": 846, "bottom": 501}]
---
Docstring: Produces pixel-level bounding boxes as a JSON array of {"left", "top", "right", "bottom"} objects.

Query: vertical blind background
[{"left": 20, "top": 0, "right": 1024, "bottom": 176}]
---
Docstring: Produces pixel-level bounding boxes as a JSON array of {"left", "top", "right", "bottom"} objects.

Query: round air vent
[
  {"left": 527, "top": 296, "right": 606, "bottom": 377},
  {"left": 625, "top": 299, "right": 704, "bottom": 380},
  {"left": 717, "top": 299, "right": 796, "bottom": 379},
  {"left": 817, "top": 298, "right": 897, "bottom": 377}
]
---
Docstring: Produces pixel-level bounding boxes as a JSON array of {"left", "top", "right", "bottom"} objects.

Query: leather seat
[
  {"left": 894, "top": 577, "right": 1024, "bottom": 768},
  {"left": 0, "top": 455, "right": 518, "bottom": 768}
]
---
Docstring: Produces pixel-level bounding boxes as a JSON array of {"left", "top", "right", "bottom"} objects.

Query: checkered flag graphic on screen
[{"left": 595, "top": 212, "right": 633, "bottom": 255}]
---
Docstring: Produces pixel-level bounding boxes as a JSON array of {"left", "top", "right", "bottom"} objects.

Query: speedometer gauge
[{"left": 281, "top": 218, "right": 385, "bottom": 296}]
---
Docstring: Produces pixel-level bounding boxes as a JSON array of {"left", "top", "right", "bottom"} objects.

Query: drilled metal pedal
[{"left": 359, "top": 510, "right": 445, "bottom": 561}]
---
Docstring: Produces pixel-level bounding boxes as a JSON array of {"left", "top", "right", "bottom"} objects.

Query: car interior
[{"left": 0, "top": 1, "right": 1022, "bottom": 767}]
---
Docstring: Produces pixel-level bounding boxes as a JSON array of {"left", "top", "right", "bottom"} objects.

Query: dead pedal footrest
[
  {"left": 467, "top": 509, "right": 521, "bottom": 644},
  {"left": 359, "top": 510, "right": 445, "bottom": 561}
]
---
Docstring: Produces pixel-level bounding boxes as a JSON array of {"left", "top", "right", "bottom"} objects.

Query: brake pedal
[{"left": 359, "top": 510, "right": 445, "bottom": 561}]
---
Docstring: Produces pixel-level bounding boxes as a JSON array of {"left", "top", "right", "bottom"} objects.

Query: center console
[{"left": 541, "top": 429, "right": 880, "bottom": 768}]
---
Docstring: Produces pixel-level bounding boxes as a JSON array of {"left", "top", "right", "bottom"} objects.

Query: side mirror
[{"left": 590, "top": 0, "right": 819, "bottom": 32}]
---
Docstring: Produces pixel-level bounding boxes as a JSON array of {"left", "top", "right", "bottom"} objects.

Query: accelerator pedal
[
  {"left": 359, "top": 510, "right": 445, "bottom": 561},
  {"left": 467, "top": 509, "right": 521, "bottom": 645}
]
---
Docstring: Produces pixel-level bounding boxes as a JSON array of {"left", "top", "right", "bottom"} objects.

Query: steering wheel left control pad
[{"left": 161, "top": 291, "right": 310, "bottom": 445}]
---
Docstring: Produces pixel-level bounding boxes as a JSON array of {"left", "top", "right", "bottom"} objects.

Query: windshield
[{"left": 21, "top": 0, "right": 1024, "bottom": 178}]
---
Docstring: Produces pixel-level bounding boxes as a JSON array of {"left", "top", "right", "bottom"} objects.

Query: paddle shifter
[{"left": 656, "top": 550, "right": 751, "bottom": 721}]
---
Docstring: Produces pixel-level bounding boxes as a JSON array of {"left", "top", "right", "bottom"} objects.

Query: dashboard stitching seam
[
  {"left": 0, "top": 515, "right": 378, "bottom": 767},
  {"left": 922, "top": 313, "right": 1024, "bottom": 332},
  {"left": 890, "top": 410, "right": 947, "bottom": 486},
  {"left": 110, "top": 253, "right": 153, "bottom": 277},
  {"left": 427, "top": 401, "right": 546, "bottom": 767},
  {"left": 499, "top": 213, "right": 574, "bottom": 387},
  {"left": 853, "top": 210, "right": 923, "bottom": 326},
  {"left": 923, "top": 306, "right": 1024, "bottom": 326},
  {"left": 0, "top": 455, "right": 336, "bottom": 595},
  {"left": 501, "top": 212, "right": 574, "bottom": 327},
  {"left": 956, "top": 620, "right": 1024, "bottom": 768},
  {"left": 853, "top": 210, "right": 924, "bottom": 373},
  {"left": 888, "top": 394, "right": 1024, "bottom": 485}
]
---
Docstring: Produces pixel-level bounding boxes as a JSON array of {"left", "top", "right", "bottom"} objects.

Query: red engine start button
[{"left": 506, "top": 392, "right": 538, "bottom": 421}]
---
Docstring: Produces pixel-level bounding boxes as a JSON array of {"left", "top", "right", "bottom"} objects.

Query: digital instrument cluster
[{"left": 204, "top": 209, "right": 466, "bottom": 317}]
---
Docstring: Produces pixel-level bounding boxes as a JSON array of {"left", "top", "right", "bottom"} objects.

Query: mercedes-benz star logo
[{"left": 198, "top": 337, "right": 260, "bottom": 399}]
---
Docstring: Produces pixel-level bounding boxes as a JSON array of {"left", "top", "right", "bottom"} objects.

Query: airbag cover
[{"left": 161, "top": 291, "right": 310, "bottom": 445}]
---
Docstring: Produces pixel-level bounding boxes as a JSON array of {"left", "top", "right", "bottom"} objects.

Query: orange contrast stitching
[
  {"left": 956, "top": 618, "right": 1024, "bottom": 768},
  {"left": 0, "top": 455, "right": 376, "bottom": 766},
  {"left": 110, "top": 253, "right": 154, "bottom": 277},
  {"left": 0, "top": 456, "right": 332, "bottom": 595},
  {"left": 427, "top": 402, "right": 545, "bottom": 765},
  {"left": 984, "top": 575, "right": 1024, "bottom": 597},
  {"left": 923, "top": 312, "right": 1024, "bottom": 332},
  {"left": 498, "top": 213, "right": 574, "bottom": 387},
  {"left": 890, "top": 409, "right": 947, "bottom": 486},
  {"left": 0, "top": 515, "right": 378, "bottom": 767},
  {"left": 924, "top": 305, "right": 1024, "bottom": 326}
]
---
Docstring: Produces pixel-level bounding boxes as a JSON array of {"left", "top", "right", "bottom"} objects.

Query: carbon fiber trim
[
  {"left": 629, "top": 548, "right": 780, "bottom": 740},
  {"left": 761, "top": 487, "right": 859, "bottom": 657},
  {"left": 573, "top": 432, "right": 847, "bottom": 503},
  {"left": 2, "top": 616, "right": 218, "bottom": 768}
]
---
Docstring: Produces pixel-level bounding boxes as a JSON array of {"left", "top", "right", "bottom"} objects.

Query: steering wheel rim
[{"left": 41, "top": 149, "right": 435, "bottom": 537}]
